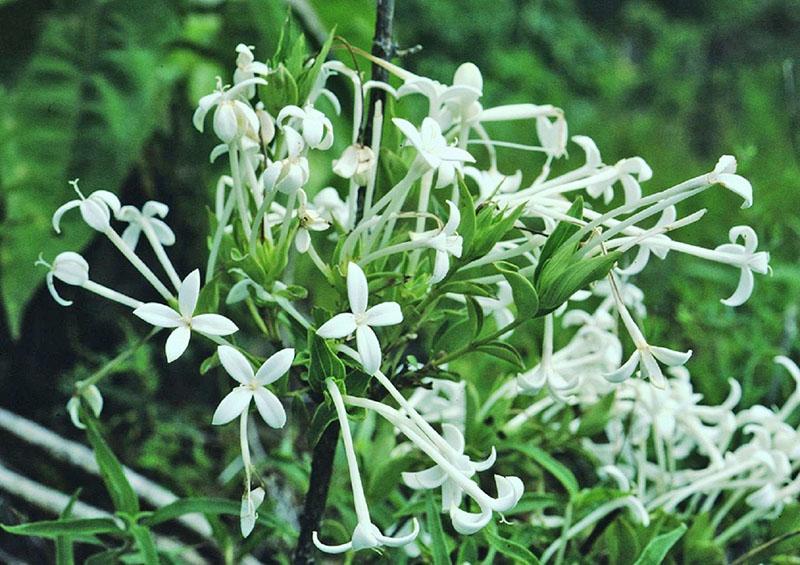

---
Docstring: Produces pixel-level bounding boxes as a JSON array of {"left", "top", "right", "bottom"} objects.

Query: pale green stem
[
  {"left": 83, "top": 280, "right": 144, "bottom": 309},
  {"left": 206, "top": 184, "right": 237, "bottom": 284},
  {"left": 363, "top": 101, "right": 384, "bottom": 214},
  {"left": 408, "top": 170, "right": 434, "bottom": 270},
  {"left": 326, "top": 379, "right": 372, "bottom": 524},
  {"left": 140, "top": 219, "right": 182, "bottom": 290},
  {"left": 278, "top": 190, "right": 297, "bottom": 248},
  {"left": 103, "top": 228, "right": 173, "bottom": 301},
  {"left": 240, "top": 410, "right": 252, "bottom": 491},
  {"left": 228, "top": 144, "right": 253, "bottom": 240},
  {"left": 359, "top": 240, "right": 425, "bottom": 266}
]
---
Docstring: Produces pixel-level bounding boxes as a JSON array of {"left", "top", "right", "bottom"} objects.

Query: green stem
[{"left": 77, "top": 328, "right": 160, "bottom": 394}]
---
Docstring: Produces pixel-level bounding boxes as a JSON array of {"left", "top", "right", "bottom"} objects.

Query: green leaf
[
  {"left": 465, "top": 295, "right": 484, "bottom": 335},
  {"left": 307, "top": 401, "right": 337, "bottom": 449},
  {"left": 56, "top": 490, "right": 81, "bottom": 565},
  {"left": 457, "top": 175, "right": 477, "bottom": 256},
  {"left": 534, "top": 196, "right": 583, "bottom": 282},
  {"left": 506, "top": 444, "right": 579, "bottom": 497},
  {"left": 296, "top": 27, "right": 336, "bottom": 102},
  {"left": 604, "top": 517, "right": 641, "bottom": 565},
  {"left": 129, "top": 525, "right": 159, "bottom": 565},
  {"left": 483, "top": 526, "right": 541, "bottom": 563},
  {"left": 633, "top": 523, "right": 687, "bottom": 565},
  {"left": 476, "top": 341, "right": 525, "bottom": 371},
  {"left": 0, "top": 0, "right": 181, "bottom": 337},
  {"left": 731, "top": 529, "right": 800, "bottom": 565},
  {"left": 141, "top": 496, "right": 288, "bottom": 535},
  {"left": 308, "top": 329, "right": 346, "bottom": 392},
  {"left": 2, "top": 518, "right": 121, "bottom": 539},
  {"left": 498, "top": 265, "right": 539, "bottom": 318},
  {"left": 259, "top": 63, "right": 298, "bottom": 116},
  {"left": 83, "top": 414, "right": 139, "bottom": 514},
  {"left": 425, "top": 492, "right": 451, "bottom": 565}
]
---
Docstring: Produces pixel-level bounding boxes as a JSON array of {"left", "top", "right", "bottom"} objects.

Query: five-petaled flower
[
  {"left": 316, "top": 262, "right": 403, "bottom": 375},
  {"left": 193, "top": 77, "right": 267, "bottom": 144},
  {"left": 53, "top": 180, "right": 121, "bottom": 234},
  {"left": 295, "top": 189, "right": 330, "bottom": 253},
  {"left": 134, "top": 270, "right": 238, "bottom": 362},
  {"left": 211, "top": 345, "right": 294, "bottom": 428}
]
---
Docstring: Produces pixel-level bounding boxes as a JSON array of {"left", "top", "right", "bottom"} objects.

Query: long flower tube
[{"left": 312, "top": 379, "right": 420, "bottom": 554}]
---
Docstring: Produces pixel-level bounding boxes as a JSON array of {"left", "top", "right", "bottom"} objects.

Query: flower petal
[
  {"left": 364, "top": 302, "right": 403, "bottom": 327},
  {"left": 255, "top": 348, "right": 295, "bottom": 385},
  {"left": 218, "top": 345, "right": 254, "bottom": 384},
  {"left": 211, "top": 387, "right": 253, "bottom": 425},
  {"left": 449, "top": 505, "right": 492, "bottom": 535},
  {"left": 312, "top": 532, "right": 353, "bottom": 554},
  {"left": 721, "top": 267, "right": 754, "bottom": 307},
  {"left": 317, "top": 313, "right": 357, "bottom": 338},
  {"left": 133, "top": 303, "right": 182, "bottom": 328},
  {"left": 356, "top": 325, "right": 381, "bottom": 375},
  {"left": 347, "top": 262, "right": 369, "bottom": 314},
  {"left": 402, "top": 466, "right": 447, "bottom": 489},
  {"left": 253, "top": 388, "right": 286, "bottom": 428},
  {"left": 191, "top": 314, "right": 239, "bottom": 335},
  {"left": 165, "top": 326, "right": 191, "bottom": 363},
  {"left": 604, "top": 351, "right": 640, "bottom": 383},
  {"left": 179, "top": 270, "right": 200, "bottom": 317}
]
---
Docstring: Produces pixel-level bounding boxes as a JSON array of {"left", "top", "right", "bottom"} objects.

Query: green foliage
[
  {"left": 633, "top": 523, "right": 687, "bottom": 565},
  {"left": 0, "top": 0, "right": 182, "bottom": 337}
]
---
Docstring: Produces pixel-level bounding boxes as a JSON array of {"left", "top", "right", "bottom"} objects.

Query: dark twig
[{"left": 292, "top": 420, "right": 341, "bottom": 564}]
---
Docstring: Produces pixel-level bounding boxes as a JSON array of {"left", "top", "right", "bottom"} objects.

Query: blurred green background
[{"left": 0, "top": 0, "right": 798, "bottom": 559}]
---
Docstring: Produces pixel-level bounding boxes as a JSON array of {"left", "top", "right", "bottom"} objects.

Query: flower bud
[
  {"left": 214, "top": 101, "right": 240, "bottom": 144},
  {"left": 453, "top": 62, "right": 483, "bottom": 93},
  {"left": 52, "top": 252, "right": 89, "bottom": 286}
]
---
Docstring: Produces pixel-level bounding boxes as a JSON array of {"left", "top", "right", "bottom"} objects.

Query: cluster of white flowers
[{"left": 40, "top": 39, "right": 789, "bottom": 557}]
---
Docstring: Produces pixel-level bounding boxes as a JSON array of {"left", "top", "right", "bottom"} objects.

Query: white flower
[
  {"left": 392, "top": 117, "right": 475, "bottom": 184},
  {"left": 133, "top": 270, "right": 238, "bottom": 362},
  {"left": 332, "top": 143, "right": 375, "bottom": 186},
  {"left": 313, "top": 380, "right": 420, "bottom": 554},
  {"left": 52, "top": 180, "right": 121, "bottom": 234},
  {"left": 463, "top": 166, "right": 523, "bottom": 201},
  {"left": 402, "top": 423, "right": 497, "bottom": 515},
  {"left": 316, "top": 262, "right": 402, "bottom": 375},
  {"left": 313, "top": 187, "right": 349, "bottom": 227},
  {"left": 233, "top": 44, "right": 269, "bottom": 98},
  {"left": 116, "top": 201, "right": 175, "bottom": 251},
  {"left": 262, "top": 126, "right": 310, "bottom": 193},
  {"left": 708, "top": 155, "right": 753, "bottom": 208},
  {"left": 42, "top": 252, "right": 89, "bottom": 307},
  {"left": 240, "top": 487, "right": 265, "bottom": 538},
  {"left": 66, "top": 384, "right": 103, "bottom": 430},
  {"left": 606, "top": 344, "right": 692, "bottom": 389},
  {"left": 211, "top": 345, "right": 293, "bottom": 428},
  {"left": 409, "top": 201, "right": 463, "bottom": 283},
  {"left": 276, "top": 104, "right": 334, "bottom": 150},
  {"left": 193, "top": 77, "right": 267, "bottom": 144},
  {"left": 713, "top": 226, "right": 770, "bottom": 307},
  {"left": 587, "top": 157, "right": 652, "bottom": 205},
  {"left": 255, "top": 102, "right": 276, "bottom": 145},
  {"left": 295, "top": 189, "right": 330, "bottom": 253}
]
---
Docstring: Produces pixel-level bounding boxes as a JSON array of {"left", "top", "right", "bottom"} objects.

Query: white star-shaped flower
[
  {"left": 211, "top": 345, "right": 293, "bottom": 428},
  {"left": 409, "top": 201, "right": 463, "bottom": 283},
  {"left": 193, "top": 77, "right": 267, "bottom": 144},
  {"left": 134, "top": 270, "right": 238, "bottom": 362},
  {"left": 392, "top": 117, "right": 475, "bottom": 185},
  {"left": 117, "top": 201, "right": 175, "bottom": 251},
  {"left": 316, "top": 262, "right": 402, "bottom": 375},
  {"left": 262, "top": 126, "right": 310, "bottom": 193}
]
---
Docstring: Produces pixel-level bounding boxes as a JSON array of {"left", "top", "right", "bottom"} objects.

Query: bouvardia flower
[
  {"left": 316, "top": 262, "right": 402, "bottom": 375},
  {"left": 134, "top": 270, "right": 238, "bottom": 362},
  {"left": 211, "top": 345, "right": 294, "bottom": 428}
]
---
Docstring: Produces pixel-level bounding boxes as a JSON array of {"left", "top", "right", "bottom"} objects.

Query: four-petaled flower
[
  {"left": 211, "top": 345, "right": 294, "bottom": 428},
  {"left": 295, "top": 189, "right": 330, "bottom": 253},
  {"left": 134, "top": 270, "right": 238, "bottom": 362},
  {"left": 262, "top": 126, "right": 310, "bottom": 193},
  {"left": 317, "top": 262, "right": 403, "bottom": 375},
  {"left": 117, "top": 201, "right": 175, "bottom": 251},
  {"left": 392, "top": 117, "right": 475, "bottom": 186},
  {"left": 193, "top": 77, "right": 267, "bottom": 144},
  {"left": 409, "top": 200, "right": 463, "bottom": 283},
  {"left": 277, "top": 104, "right": 334, "bottom": 150}
]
